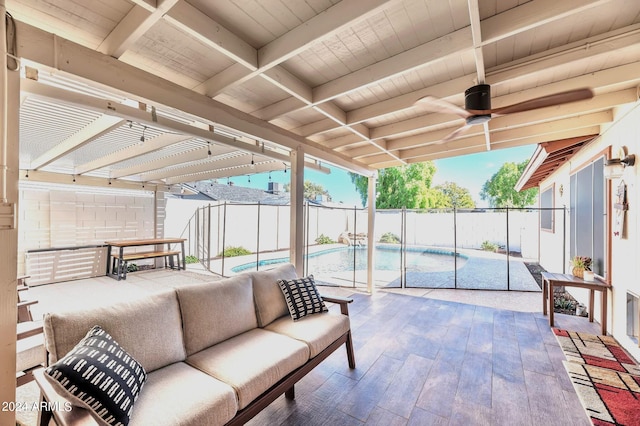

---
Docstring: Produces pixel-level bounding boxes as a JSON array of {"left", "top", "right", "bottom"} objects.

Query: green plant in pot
[{"left": 570, "top": 256, "right": 592, "bottom": 278}]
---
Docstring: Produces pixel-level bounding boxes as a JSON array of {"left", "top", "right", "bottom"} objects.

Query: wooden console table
[
  {"left": 541, "top": 272, "right": 610, "bottom": 335},
  {"left": 105, "top": 238, "right": 186, "bottom": 280}
]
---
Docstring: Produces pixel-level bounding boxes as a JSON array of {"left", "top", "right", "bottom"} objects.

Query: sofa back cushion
[
  {"left": 176, "top": 275, "right": 257, "bottom": 356},
  {"left": 43, "top": 290, "right": 186, "bottom": 373},
  {"left": 248, "top": 263, "right": 298, "bottom": 327}
]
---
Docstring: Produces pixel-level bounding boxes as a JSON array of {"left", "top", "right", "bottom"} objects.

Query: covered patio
[{"left": 2, "top": 0, "right": 640, "bottom": 424}]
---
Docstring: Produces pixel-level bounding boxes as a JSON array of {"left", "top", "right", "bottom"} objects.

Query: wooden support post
[
  {"left": 289, "top": 146, "right": 304, "bottom": 276},
  {"left": 367, "top": 173, "right": 376, "bottom": 294},
  {"left": 0, "top": 3, "right": 21, "bottom": 424}
]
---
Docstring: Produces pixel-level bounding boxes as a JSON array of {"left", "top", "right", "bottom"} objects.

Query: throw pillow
[
  {"left": 278, "top": 275, "right": 328, "bottom": 321},
  {"left": 44, "top": 325, "right": 147, "bottom": 426}
]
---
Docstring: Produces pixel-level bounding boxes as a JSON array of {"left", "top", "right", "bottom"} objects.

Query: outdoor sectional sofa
[{"left": 33, "top": 263, "right": 355, "bottom": 426}]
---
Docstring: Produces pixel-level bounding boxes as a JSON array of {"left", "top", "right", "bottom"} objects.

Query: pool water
[{"left": 232, "top": 246, "right": 466, "bottom": 274}]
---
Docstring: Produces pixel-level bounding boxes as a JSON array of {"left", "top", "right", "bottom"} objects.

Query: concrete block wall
[{"left": 18, "top": 183, "right": 158, "bottom": 279}]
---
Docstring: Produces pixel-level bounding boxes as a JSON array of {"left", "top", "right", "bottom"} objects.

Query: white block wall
[{"left": 18, "top": 182, "right": 158, "bottom": 283}]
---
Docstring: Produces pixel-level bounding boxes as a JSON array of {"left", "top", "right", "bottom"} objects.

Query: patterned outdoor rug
[{"left": 554, "top": 328, "right": 640, "bottom": 425}]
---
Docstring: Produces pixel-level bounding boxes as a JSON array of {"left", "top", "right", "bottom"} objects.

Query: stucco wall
[{"left": 539, "top": 102, "right": 640, "bottom": 361}]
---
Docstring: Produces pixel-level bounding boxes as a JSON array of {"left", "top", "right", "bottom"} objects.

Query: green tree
[
  {"left": 284, "top": 180, "right": 331, "bottom": 201},
  {"left": 433, "top": 181, "right": 476, "bottom": 208},
  {"left": 349, "top": 162, "right": 437, "bottom": 208},
  {"left": 480, "top": 160, "right": 538, "bottom": 207}
]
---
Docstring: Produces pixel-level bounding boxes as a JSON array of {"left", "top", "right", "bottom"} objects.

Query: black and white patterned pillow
[
  {"left": 278, "top": 275, "right": 328, "bottom": 321},
  {"left": 44, "top": 325, "right": 147, "bottom": 426}
]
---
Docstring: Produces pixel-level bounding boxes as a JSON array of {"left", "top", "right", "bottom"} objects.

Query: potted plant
[{"left": 570, "top": 256, "right": 592, "bottom": 278}]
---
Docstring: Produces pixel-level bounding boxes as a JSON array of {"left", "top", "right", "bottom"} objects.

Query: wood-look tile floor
[
  {"left": 21, "top": 270, "right": 599, "bottom": 426},
  {"left": 248, "top": 289, "right": 598, "bottom": 426}
]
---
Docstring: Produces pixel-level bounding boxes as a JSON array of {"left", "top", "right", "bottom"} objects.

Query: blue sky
[{"left": 227, "top": 145, "right": 537, "bottom": 208}]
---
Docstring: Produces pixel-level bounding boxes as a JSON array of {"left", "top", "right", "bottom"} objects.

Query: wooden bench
[{"left": 110, "top": 251, "right": 181, "bottom": 280}]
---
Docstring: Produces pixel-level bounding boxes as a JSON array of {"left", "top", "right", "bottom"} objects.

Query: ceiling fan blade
[
  {"left": 490, "top": 88, "right": 594, "bottom": 116},
  {"left": 433, "top": 123, "right": 473, "bottom": 144},
  {"left": 416, "top": 96, "right": 471, "bottom": 119}
]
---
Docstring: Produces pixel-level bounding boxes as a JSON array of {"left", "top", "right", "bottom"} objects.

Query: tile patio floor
[{"left": 17, "top": 267, "right": 598, "bottom": 425}]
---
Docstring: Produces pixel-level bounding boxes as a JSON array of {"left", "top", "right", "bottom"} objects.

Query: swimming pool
[{"left": 231, "top": 245, "right": 467, "bottom": 274}]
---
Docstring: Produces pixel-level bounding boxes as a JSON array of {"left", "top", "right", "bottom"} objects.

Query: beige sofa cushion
[
  {"left": 187, "top": 329, "right": 309, "bottom": 410},
  {"left": 265, "top": 311, "right": 350, "bottom": 358},
  {"left": 130, "top": 362, "right": 237, "bottom": 426},
  {"left": 43, "top": 290, "right": 185, "bottom": 373},
  {"left": 176, "top": 275, "right": 258, "bottom": 356},
  {"left": 249, "top": 263, "right": 298, "bottom": 327}
]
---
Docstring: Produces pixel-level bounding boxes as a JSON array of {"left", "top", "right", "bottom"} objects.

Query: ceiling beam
[
  {"left": 163, "top": 2, "right": 396, "bottom": 164},
  {"left": 397, "top": 112, "right": 610, "bottom": 160},
  {"left": 480, "top": 0, "right": 612, "bottom": 45},
  {"left": 15, "top": 23, "right": 374, "bottom": 176},
  {"left": 165, "top": 160, "right": 287, "bottom": 185},
  {"left": 20, "top": 169, "right": 159, "bottom": 191},
  {"left": 332, "top": 61, "right": 640, "bottom": 149},
  {"left": 30, "top": 114, "right": 124, "bottom": 170},
  {"left": 306, "top": 23, "right": 640, "bottom": 142},
  {"left": 164, "top": 1, "right": 257, "bottom": 70},
  {"left": 400, "top": 126, "right": 602, "bottom": 164},
  {"left": 257, "top": 0, "right": 399, "bottom": 69},
  {"left": 312, "top": 27, "right": 473, "bottom": 104},
  {"left": 256, "top": 0, "right": 611, "bottom": 126},
  {"left": 77, "top": 133, "right": 195, "bottom": 175},
  {"left": 97, "top": 0, "right": 179, "bottom": 58}
]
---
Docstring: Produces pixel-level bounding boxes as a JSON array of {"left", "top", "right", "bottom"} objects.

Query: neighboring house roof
[
  {"left": 171, "top": 182, "right": 353, "bottom": 207},
  {"left": 171, "top": 182, "right": 291, "bottom": 205}
]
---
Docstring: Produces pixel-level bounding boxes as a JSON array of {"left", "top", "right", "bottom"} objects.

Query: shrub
[
  {"left": 220, "top": 246, "right": 251, "bottom": 257},
  {"left": 315, "top": 234, "right": 335, "bottom": 244},
  {"left": 481, "top": 240, "right": 499, "bottom": 252},
  {"left": 379, "top": 232, "right": 400, "bottom": 244},
  {"left": 127, "top": 263, "right": 138, "bottom": 272},
  {"left": 185, "top": 255, "right": 199, "bottom": 264}
]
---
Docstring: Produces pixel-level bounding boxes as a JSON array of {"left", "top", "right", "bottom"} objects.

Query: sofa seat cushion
[
  {"left": 265, "top": 312, "right": 350, "bottom": 358},
  {"left": 249, "top": 263, "right": 298, "bottom": 327},
  {"left": 130, "top": 362, "right": 237, "bottom": 426},
  {"left": 186, "top": 329, "right": 309, "bottom": 410},
  {"left": 175, "top": 275, "right": 257, "bottom": 356}
]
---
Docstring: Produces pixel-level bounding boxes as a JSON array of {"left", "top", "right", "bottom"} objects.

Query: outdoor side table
[{"left": 541, "top": 272, "right": 610, "bottom": 335}]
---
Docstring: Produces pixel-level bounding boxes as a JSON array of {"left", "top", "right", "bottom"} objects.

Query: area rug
[
  {"left": 563, "top": 361, "right": 640, "bottom": 425},
  {"left": 553, "top": 328, "right": 640, "bottom": 375},
  {"left": 553, "top": 328, "right": 640, "bottom": 425}
]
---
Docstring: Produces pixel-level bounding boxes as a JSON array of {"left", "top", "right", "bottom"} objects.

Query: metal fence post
[
  {"left": 401, "top": 207, "right": 406, "bottom": 288},
  {"left": 453, "top": 207, "right": 457, "bottom": 289},
  {"left": 506, "top": 207, "right": 510, "bottom": 291},
  {"left": 352, "top": 205, "right": 357, "bottom": 288},
  {"left": 256, "top": 202, "right": 261, "bottom": 271},
  {"left": 221, "top": 202, "right": 227, "bottom": 276},
  {"left": 563, "top": 206, "right": 567, "bottom": 273},
  {"left": 304, "top": 201, "right": 310, "bottom": 276}
]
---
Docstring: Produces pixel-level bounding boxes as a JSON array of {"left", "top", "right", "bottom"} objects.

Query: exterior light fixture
[
  {"left": 605, "top": 146, "right": 635, "bottom": 180},
  {"left": 140, "top": 126, "right": 147, "bottom": 142}
]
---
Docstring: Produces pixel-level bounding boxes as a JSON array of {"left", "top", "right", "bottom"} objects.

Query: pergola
[{"left": 2, "top": 1, "right": 640, "bottom": 422}]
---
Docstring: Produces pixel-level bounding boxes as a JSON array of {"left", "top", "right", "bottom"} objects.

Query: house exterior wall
[{"left": 538, "top": 102, "right": 640, "bottom": 361}]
